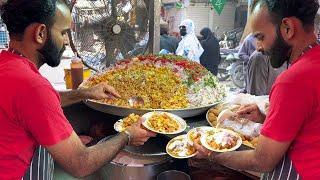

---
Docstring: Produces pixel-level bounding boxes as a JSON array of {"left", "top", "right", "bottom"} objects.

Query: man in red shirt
[
  {"left": 0, "top": 0, "right": 156, "bottom": 179},
  {"left": 195, "top": 0, "right": 320, "bottom": 179}
]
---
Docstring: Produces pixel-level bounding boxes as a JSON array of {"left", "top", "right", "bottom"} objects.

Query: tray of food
[
  {"left": 166, "top": 135, "right": 197, "bottom": 159},
  {"left": 81, "top": 55, "right": 225, "bottom": 118}
]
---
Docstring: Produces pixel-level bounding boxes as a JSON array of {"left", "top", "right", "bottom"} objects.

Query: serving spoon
[{"left": 125, "top": 96, "right": 145, "bottom": 108}]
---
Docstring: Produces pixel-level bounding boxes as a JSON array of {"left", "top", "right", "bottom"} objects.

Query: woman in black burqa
[{"left": 199, "top": 28, "right": 221, "bottom": 76}]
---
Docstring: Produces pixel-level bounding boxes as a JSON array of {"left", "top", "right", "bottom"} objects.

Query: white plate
[
  {"left": 114, "top": 119, "right": 125, "bottom": 132},
  {"left": 200, "top": 128, "right": 242, "bottom": 152},
  {"left": 114, "top": 114, "right": 141, "bottom": 132},
  {"left": 142, "top": 111, "right": 187, "bottom": 135},
  {"left": 186, "top": 126, "right": 215, "bottom": 145},
  {"left": 166, "top": 135, "right": 197, "bottom": 159}
]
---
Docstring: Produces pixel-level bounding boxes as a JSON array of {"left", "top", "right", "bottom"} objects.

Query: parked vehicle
[
  {"left": 219, "top": 28, "right": 243, "bottom": 49},
  {"left": 217, "top": 48, "right": 235, "bottom": 81},
  {"left": 228, "top": 59, "right": 246, "bottom": 89},
  {"left": 217, "top": 48, "right": 246, "bottom": 89}
]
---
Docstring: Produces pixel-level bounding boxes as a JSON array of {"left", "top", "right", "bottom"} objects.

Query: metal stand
[{"left": 148, "top": 0, "right": 161, "bottom": 54}]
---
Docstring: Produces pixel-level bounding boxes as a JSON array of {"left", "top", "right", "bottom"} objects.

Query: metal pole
[
  {"left": 111, "top": 0, "right": 117, "bottom": 18},
  {"left": 240, "top": 0, "right": 252, "bottom": 42},
  {"left": 149, "top": 0, "right": 161, "bottom": 53}
]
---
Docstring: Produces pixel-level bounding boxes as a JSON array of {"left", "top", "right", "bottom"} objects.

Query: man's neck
[
  {"left": 289, "top": 33, "right": 318, "bottom": 63},
  {"left": 9, "top": 40, "right": 43, "bottom": 69}
]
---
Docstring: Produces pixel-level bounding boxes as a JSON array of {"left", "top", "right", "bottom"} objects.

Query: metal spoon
[{"left": 119, "top": 96, "right": 144, "bottom": 108}]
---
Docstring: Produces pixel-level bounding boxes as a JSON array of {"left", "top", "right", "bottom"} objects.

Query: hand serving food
[
  {"left": 193, "top": 139, "right": 216, "bottom": 160},
  {"left": 216, "top": 109, "right": 261, "bottom": 147},
  {"left": 236, "top": 104, "right": 266, "bottom": 123},
  {"left": 82, "top": 82, "right": 121, "bottom": 100},
  {"left": 125, "top": 118, "right": 157, "bottom": 146}
]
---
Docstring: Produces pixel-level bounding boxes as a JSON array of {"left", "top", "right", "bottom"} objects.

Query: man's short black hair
[
  {"left": 252, "top": 0, "right": 319, "bottom": 30},
  {"left": 1, "top": 0, "right": 58, "bottom": 39},
  {"left": 160, "top": 26, "right": 168, "bottom": 35}
]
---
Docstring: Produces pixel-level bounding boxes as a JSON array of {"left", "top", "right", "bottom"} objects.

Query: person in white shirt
[{"left": 176, "top": 19, "right": 204, "bottom": 63}]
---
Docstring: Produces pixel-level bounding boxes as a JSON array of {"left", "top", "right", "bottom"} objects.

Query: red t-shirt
[
  {"left": 261, "top": 45, "right": 320, "bottom": 179},
  {"left": 0, "top": 51, "right": 73, "bottom": 179}
]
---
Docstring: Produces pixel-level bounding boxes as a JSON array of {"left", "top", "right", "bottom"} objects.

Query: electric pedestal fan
[{"left": 69, "top": 0, "right": 150, "bottom": 70}]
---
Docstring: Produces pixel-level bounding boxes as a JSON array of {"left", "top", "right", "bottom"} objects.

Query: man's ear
[
  {"left": 34, "top": 24, "right": 48, "bottom": 45},
  {"left": 281, "top": 18, "right": 295, "bottom": 40}
]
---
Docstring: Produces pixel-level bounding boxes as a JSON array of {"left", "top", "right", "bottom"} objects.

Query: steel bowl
[
  {"left": 84, "top": 99, "right": 220, "bottom": 118},
  {"left": 98, "top": 136, "right": 173, "bottom": 180},
  {"left": 157, "top": 170, "right": 191, "bottom": 180}
]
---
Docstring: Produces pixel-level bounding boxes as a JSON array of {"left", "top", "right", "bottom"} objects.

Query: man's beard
[
  {"left": 264, "top": 26, "right": 292, "bottom": 68},
  {"left": 37, "top": 31, "right": 65, "bottom": 67}
]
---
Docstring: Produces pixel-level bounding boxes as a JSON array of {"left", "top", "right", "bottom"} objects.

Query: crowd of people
[{"left": 160, "top": 19, "right": 221, "bottom": 76}]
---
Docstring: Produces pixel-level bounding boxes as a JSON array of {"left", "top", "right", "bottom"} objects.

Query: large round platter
[
  {"left": 82, "top": 55, "right": 225, "bottom": 118},
  {"left": 166, "top": 135, "right": 197, "bottom": 159},
  {"left": 85, "top": 99, "right": 219, "bottom": 118},
  {"left": 142, "top": 112, "right": 187, "bottom": 135}
]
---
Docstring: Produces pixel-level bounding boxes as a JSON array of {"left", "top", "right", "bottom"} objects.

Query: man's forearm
[
  {"left": 59, "top": 89, "right": 88, "bottom": 107},
  {"left": 76, "top": 132, "right": 128, "bottom": 177},
  {"left": 212, "top": 150, "right": 269, "bottom": 172}
]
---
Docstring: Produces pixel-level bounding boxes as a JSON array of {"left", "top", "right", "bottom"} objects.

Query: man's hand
[
  {"left": 194, "top": 141, "right": 211, "bottom": 159},
  {"left": 126, "top": 118, "right": 157, "bottom": 146},
  {"left": 83, "top": 82, "right": 121, "bottom": 100},
  {"left": 59, "top": 82, "right": 120, "bottom": 107},
  {"left": 193, "top": 139, "right": 219, "bottom": 161},
  {"left": 236, "top": 104, "right": 266, "bottom": 123}
]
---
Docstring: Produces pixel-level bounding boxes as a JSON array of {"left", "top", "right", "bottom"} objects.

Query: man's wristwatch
[
  {"left": 124, "top": 130, "right": 131, "bottom": 145},
  {"left": 208, "top": 152, "right": 216, "bottom": 163}
]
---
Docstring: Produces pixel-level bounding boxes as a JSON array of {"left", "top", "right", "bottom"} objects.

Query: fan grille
[{"left": 70, "top": 0, "right": 149, "bottom": 70}]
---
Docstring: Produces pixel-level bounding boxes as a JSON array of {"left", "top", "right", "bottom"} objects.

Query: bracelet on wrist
[{"left": 208, "top": 152, "right": 216, "bottom": 163}]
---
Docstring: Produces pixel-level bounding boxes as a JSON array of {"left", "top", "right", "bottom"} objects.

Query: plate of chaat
[
  {"left": 142, "top": 111, "right": 186, "bottom": 135},
  {"left": 166, "top": 135, "right": 197, "bottom": 159}
]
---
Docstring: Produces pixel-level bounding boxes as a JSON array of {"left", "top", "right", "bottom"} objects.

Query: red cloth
[
  {"left": 0, "top": 51, "right": 73, "bottom": 179},
  {"left": 261, "top": 45, "right": 320, "bottom": 179}
]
